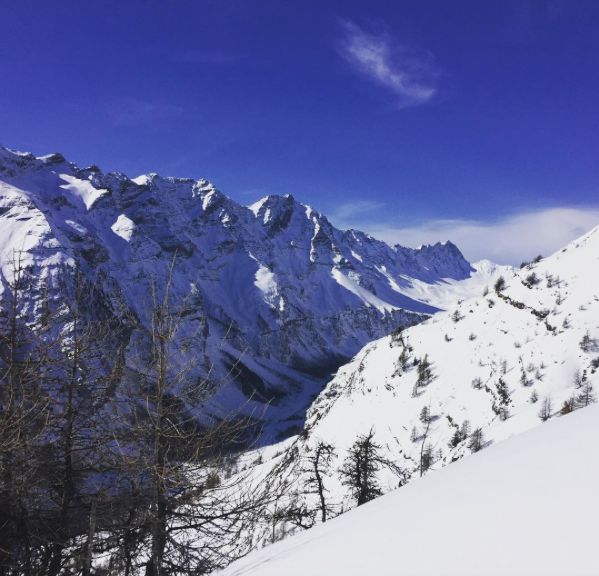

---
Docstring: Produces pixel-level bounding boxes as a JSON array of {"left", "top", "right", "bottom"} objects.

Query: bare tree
[
  {"left": 0, "top": 254, "right": 52, "bottom": 575},
  {"left": 42, "top": 267, "right": 123, "bottom": 576},
  {"left": 302, "top": 440, "right": 336, "bottom": 523},
  {"left": 113, "top": 259, "right": 271, "bottom": 575},
  {"left": 538, "top": 395, "right": 553, "bottom": 422}
]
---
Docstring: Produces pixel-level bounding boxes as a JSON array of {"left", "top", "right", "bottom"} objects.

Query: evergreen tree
[
  {"left": 580, "top": 331, "right": 596, "bottom": 353},
  {"left": 576, "top": 381, "right": 597, "bottom": 408},
  {"left": 410, "top": 426, "right": 419, "bottom": 443},
  {"left": 471, "top": 377, "right": 483, "bottom": 390},
  {"left": 467, "top": 428, "right": 485, "bottom": 453},
  {"left": 416, "top": 355, "right": 434, "bottom": 389},
  {"left": 494, "top": 276, "right": 506, "bottom": 293},
  {"left": 460, "top": 420, "right": 471, "bottom": 438},
  {"left": 448, "top": 429, "right": 462, "bottom": 449},
  {"left": 538, "top": 395, "right": 553, "bottom": 422},
  {"left": 339, "top": 429, "right": 383, "bottom": 506}
]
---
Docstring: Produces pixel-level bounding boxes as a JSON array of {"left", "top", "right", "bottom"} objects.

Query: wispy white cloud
[
  {"left": 330, "top": 206, "right": 599, "bottom": 265},
  {"left": 108, "top": 99, "right": 184, "bottom": 127},
  {"left": 336, "top": 19, "right": 439, "bottom": 108},
  {"left": 328, "top": 200, "right": 385, "bottom": 222}
]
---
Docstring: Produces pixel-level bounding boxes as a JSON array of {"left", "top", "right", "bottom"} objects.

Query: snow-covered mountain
[
  {"left": 229, "top": 224, "right": 599, "bottom": 534},
  {"left": 218, "top": 404, "right": 599, "bottom": 576},
  {"left": 0, "top": 144, "right": 507, "bottom": 438}
]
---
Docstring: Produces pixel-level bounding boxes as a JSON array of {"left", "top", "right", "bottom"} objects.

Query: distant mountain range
[{"left": 0, "top": 144, "right": 507, "bottom": 439}]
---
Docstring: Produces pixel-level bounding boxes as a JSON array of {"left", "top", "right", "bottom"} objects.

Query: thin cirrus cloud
[
  {"left": 330, "top": 205, "right": 599, "bottom": 265},
  {"left": 328, "top": 199, "right": 385, "bottom": 222},
  {"left": 335, "top": 19, "right": 440, "bottom": 108}
]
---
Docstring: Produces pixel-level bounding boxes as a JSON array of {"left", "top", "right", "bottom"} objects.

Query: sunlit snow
[
  {"left": 59, "top": 173, "right": 107, "bottom": 210},
  {"left": 111, "top": 214, "right": 136, "bottom": 242}
]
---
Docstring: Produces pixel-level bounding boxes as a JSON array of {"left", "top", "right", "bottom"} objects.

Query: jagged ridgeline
[{"left": 0, "top": 144, "right": 505, "bottom": 439}]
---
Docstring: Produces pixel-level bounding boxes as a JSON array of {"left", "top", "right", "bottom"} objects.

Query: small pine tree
[
  {"left": 467, "top": 428, "right": 485, "bottom": 453},
  {"left": 419, "top": 405, "right": 431, "bottom": 424},
  {"left": 411, "top": 381, "right": 419, "bottom": 398},
  {"left": 416, "top": 355, "right": 434, "bottom": 388},
  {"left": 410, "top": 426, "right": 419, "bottom": 443},
  {"left": 538, "top": 395, "right": 553, "bottom": 422},
  {"left": 471, "top": 377, "right": 483, "bottom": 390},
  {"left": 398, "top": 346, "right": 410, "bottom": 372},
  {"left": 576, "top": 381, "right": 597, "bottom": 408},
  {"left": 420, "top": 443, "right": 435, "bottom": 474},
  {"left": 530, "top": 389, "right": 539, "bottom": 403},
  {"left": 580, "top": 331, "right": 596, "bottom": 353},
  {"left": 494, "top": 276, "right": 506, "bottom": 293},
  {"left": 573, "top": 369, "right": 583, "bottom": 389},
  {"left": 460, "top": 420, "right": 471, "bottom": 438},
  {"left": 448, "top": 429, "right": 462, "bottom": 449},
  {"left": 495, "top": 377, "right": 510, "bottom": 405},
  {"left": 451, "top": 310, "right": 461, "bottom": 323}
]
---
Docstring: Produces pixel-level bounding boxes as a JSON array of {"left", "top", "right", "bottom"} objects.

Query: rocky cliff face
[{"left": 0, "top": 144, "right": 504, "bottom": 440}]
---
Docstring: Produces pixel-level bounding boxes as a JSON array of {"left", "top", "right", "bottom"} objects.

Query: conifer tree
[
  {"left": 467, "top": 428, "right": 485, "bottom": 453},
  {"left": 339, "top": 429, "right": 383, "bottom": 506}
]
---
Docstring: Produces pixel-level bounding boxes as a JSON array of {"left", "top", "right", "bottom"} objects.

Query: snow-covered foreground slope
[
  {"left": 0, "top": 144, "right": 507, "bottom": 439},
  {"left": 217, "top": 404, "right": 599, "bottom": 576}
]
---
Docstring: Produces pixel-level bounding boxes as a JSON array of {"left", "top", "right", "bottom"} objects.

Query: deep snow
[{"left": 217, "top": 404, "right": 599, "bottom": 576}]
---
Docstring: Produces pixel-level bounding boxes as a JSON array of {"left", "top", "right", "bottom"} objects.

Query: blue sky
[{"left": 2, "top": 0, "right": 599, "bottom": 263}]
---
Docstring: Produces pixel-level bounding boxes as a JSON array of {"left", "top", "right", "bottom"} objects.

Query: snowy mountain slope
[
  {"left": 228, "top": 225, "right": 599, "bottom": 528},
  {"left": 0, "top": 144, "right": 507, "bottom": 438},
  {"left": 216, "top": 404, "right": 599, "bottom": 576}
]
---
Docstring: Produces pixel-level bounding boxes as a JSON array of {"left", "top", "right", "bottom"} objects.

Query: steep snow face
[
  {"left": 59, "top": 173, "right": 108, "bottom": 210},
  {"left": 110, "top": 214, "right": 136, "bottom": 242},
  {"left": 217, "top": 404, "right": 599, "bottom": 576},
  {"left": 0, "top": 144, "right": 507, "bottom": 439},
  {"left": 252, "top": 224, "right": 599, "bottom": 512}
]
